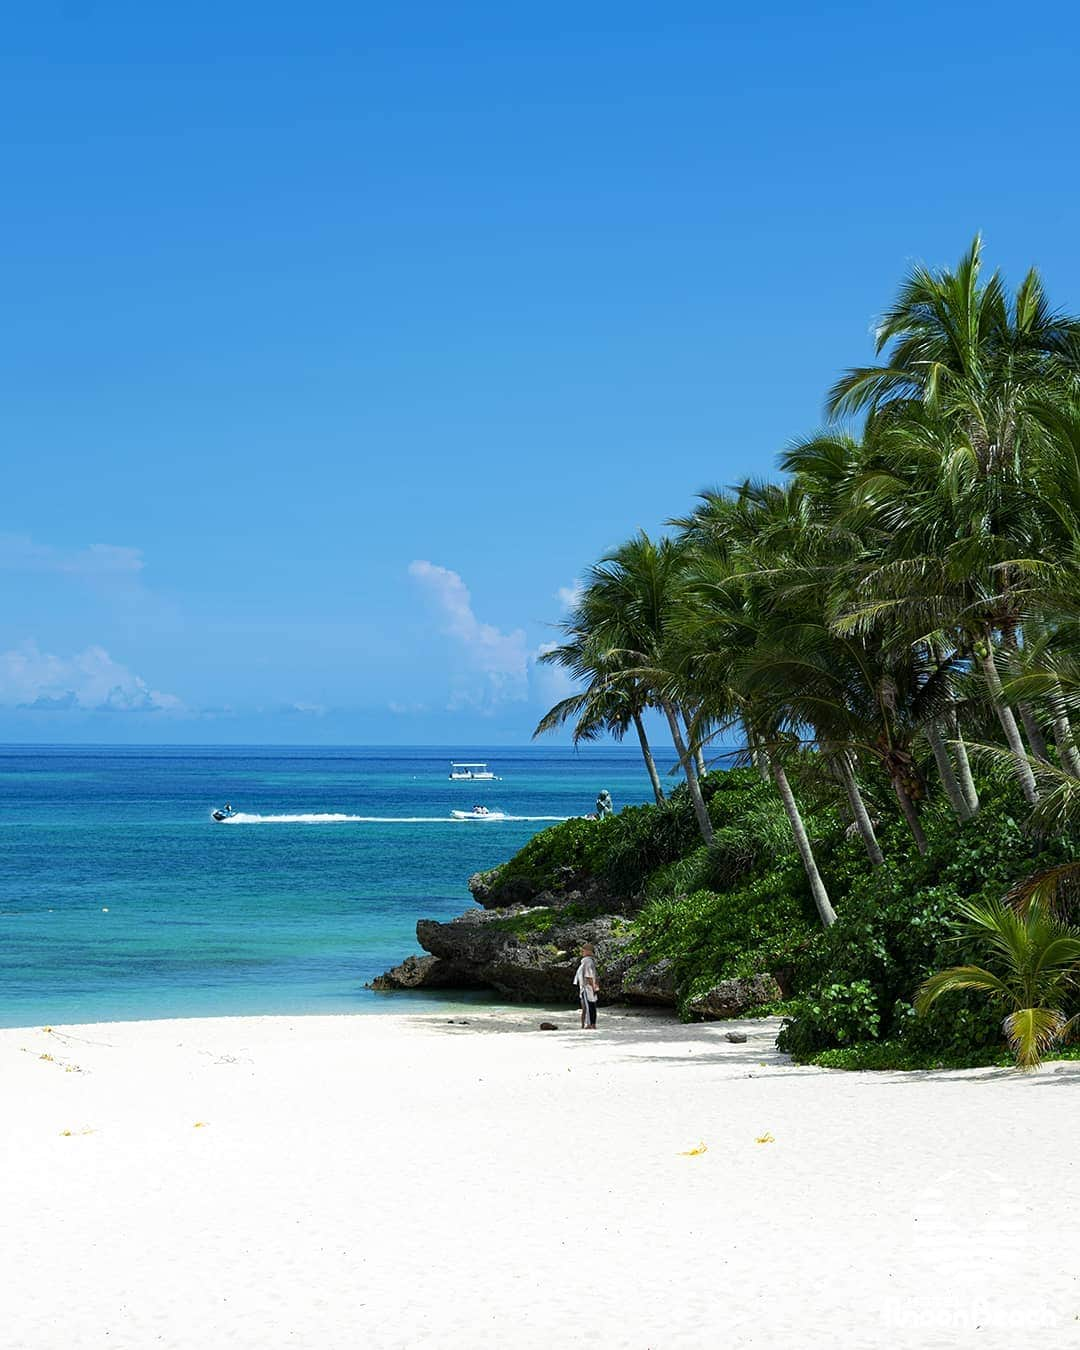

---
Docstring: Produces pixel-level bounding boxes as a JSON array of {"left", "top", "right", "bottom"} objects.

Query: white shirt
[{"left": 574, "top": 955, "right": 598, "bottom": 1001}]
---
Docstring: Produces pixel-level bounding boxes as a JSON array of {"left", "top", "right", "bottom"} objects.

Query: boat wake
[{"left": 219, "top": 812, "right": 571, "bottom": 825}]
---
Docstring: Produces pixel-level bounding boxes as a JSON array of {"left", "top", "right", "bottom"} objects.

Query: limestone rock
[
  {"left": 467, "top": 866, "right": 613, "bottom": 912},
  {"left": 415, "top": 909, "right": 633, "bottom": 1002},
  {"left": 468, "top": 868, "right": 541, "bottom": 909},
  {"left": 620, "top": 959, "right": 678, "bottom": 1005},
  {"left": 366, "top": 954, "right": 486, "bottom": 992},
  {"left": 379, "top": 865, "right": 675, "bottom": 1007},
  {"left": 687, "top": 974, "right": 782, "bottom": 1020}
]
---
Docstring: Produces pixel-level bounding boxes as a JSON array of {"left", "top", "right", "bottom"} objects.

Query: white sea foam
[{"left": 219, "top": 812, "right": 570, "bottom": 825}]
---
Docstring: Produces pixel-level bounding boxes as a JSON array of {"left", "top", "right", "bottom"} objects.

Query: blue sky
[{"left": 4, "top": 0, "right": 1080, "bottom": 743}]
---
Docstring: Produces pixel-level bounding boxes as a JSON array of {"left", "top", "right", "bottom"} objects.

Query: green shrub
[
  {"left": 485, "top": 899, "right": 600, "bottom": 937},
  {"left": 642, "top": 846, "right": 715, "bottom": 904},
  {"left": 634, "top": 868, "right": 817, "bottom": 1015},
  {"left": 599, "top": 798, "right": 701, "bottom": 893},
  {"left": 494, "top": 815, "right": 616, "bottom": 891},
  {"left": 808, "top": 1040, "right": 1011, "bottom": 1071},
  {"left": 493, "top": 768, "right": 799, "bottom": 901},
  {"left": 778, "top": 778, "right": 1078, "bottom": 1062},
  {"left": 776, "top": 980, "right": 881, "bottom": 1057}
]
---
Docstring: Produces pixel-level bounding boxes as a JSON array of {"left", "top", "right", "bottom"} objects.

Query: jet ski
[
  {"left": 212, "top": 806, "right": 237, "bottom": 822},
  {"left": 451, "top": 805, "right": 506, "bottom": 820}
]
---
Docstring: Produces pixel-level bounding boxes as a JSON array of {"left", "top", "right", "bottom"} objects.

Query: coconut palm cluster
[{"left": 538, "top": 237, "right": 1080, "bottom": 1066}]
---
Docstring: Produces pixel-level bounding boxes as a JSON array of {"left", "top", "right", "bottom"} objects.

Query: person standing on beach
[{"left": 573, "top": 943, "right": 599, "bottom": 1030}]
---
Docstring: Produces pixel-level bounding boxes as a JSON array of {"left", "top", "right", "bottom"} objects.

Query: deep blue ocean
[{"left": 0, "top": 745, "right": 668, "bottom": 1027}]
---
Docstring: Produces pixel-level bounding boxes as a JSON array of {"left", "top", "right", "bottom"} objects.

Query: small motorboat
[
  {"left": 212, "top": 805, "right": 237, "bottom": 822},
  {"left": 451, "top": 805, "right": 506, "bottom": 821}
]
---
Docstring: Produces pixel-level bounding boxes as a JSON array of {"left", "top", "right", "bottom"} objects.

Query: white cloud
[
  {"left": 0, "top": 534, "right": 144, "bottom": 576},
  {"left": 557, "top": 580, "right": 584, "bottom": 610},
  {"left": 408, "top": 560, "right": 529, "bottom": 710},
  {"left": 0, "top": 640, "right": 183, "bottom": 713}
]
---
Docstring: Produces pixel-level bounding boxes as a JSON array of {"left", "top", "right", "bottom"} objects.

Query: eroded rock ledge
[
  {"left": 369, "top": 866, "right": 781, "bottom": 1019},
  {"left": 371, "top": 901, "right": 677, "bottom": 1004}
]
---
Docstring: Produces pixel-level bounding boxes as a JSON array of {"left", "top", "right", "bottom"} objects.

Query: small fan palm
[{"left": 915, "top": 898, "right": 1080, "bottom": 1068}]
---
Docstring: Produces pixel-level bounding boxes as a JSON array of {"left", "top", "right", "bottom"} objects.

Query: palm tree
[
  {"left": 828, "top": 411, "right": 1047, "bottom": 806},
  {"left": 669, "top": 486, "right": 840, "bottom": 923},
  {"left": 738, "top": 618, "right": 951, "bottom": 855},
  {"left": 828, "top": 233, "right": 1080, "bottom": 446},
  {"left": 1002, "top": 609, "right": 1080, "bottom": 770},
  {"left": 825, "top": 238, "right": 1080, "bottom": 806},
  {"left": 580, "top": 533, "right": 715, "bottom": 844},
  {"left": 780, "top": 424, "right": 979, "bottom": 824},
  {"left": 916, "top": 898, "right": 1080, "bottom": 1069},
  {"left": 533, "top": 629, "right": 665, "bottom": 805},
  {"left": 695, "top": 455, "right": 943, "bottom": 855}
]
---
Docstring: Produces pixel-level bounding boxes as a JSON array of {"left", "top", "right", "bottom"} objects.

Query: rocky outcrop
[
  {"left": 686, "top": 974, "right": 782, "bottom": 1020},
  {"left": 467, "top": 869, "right": 541, "bottom": 909},
  {"left": 367, "top": 889, "right": 681, "bottom": 1008},
  {"left": 467, "top": 866, "right": 614, "bottom": 912},
  {"left": 371, "top": 906, "right": 785, "bottom": 1016},
  {"left": 415, "top": 908, "right": 635, "bottom": 1002},
  {"left": 367, "top": 954, "right": 486, "bottom": 992},
  {"left": 375, "top": 853, "right": 784, "bottom": 1013},
  {"left": 620, "top": 958, "right": 679, "bottom": 1005}
]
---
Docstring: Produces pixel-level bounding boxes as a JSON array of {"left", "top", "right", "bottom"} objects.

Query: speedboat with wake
[
  {"left": 451, "top": 805, "right": 507, "bottom": 820},
  {"left": 211, "top": 805, "right": 238, "bottom": 822}
]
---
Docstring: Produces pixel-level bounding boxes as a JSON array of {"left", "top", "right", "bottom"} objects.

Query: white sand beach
[{"left": 2, "top": 1007, "right": 1077, "bottom": 1350}]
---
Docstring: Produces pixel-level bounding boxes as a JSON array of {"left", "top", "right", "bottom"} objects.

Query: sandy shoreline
[{"left": 3, "top": 1006, "right": 1077, "bottom": 1349}]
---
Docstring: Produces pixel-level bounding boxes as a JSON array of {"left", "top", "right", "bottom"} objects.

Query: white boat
[
  {"left": 451, "top": 806, "right": 507, "bottom": 820},
  {"left": 448, "top": 761, "right": 500, "bottom": 781}
]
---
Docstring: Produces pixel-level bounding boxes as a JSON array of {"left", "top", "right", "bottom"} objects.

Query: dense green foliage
[
  {"left": 778, "top": 778, "right": 1078, "bottom": 1059},
  {"left": 492, "top": 815, "right": 618, "bottom": 892},
  {"left": 635, "top": 874, "right": 816, "bottom": 1013},
  {"left": 495, "top": 768, "right": 777, "bottom": 896},
  {"left": 492, "top": 764, "right": 1078, "bottom": 1057}
]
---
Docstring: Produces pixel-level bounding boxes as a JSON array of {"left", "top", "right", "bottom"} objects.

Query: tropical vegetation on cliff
[{"left": 532, "top": 237, "right": 1080, "bottom": 1068}]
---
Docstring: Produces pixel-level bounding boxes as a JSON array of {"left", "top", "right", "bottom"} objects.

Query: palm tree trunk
[
  {"left": 632, "top": 710, "right": 665, "bottom": 805},
  {"left": 926, "top": 722, "right": 972, "bottom": 823},
  {"left": 678, "top": 705, "right": 708, "bottom": 779},
  {"left": 835, "top": 752, "right": 884, "bottom": 866},
  {"left": 771, "top": 760, "right": 836, "bottom": 927},
  {"left": 976, "top": 647, "right": 1039, "bottom": 805},
  {"left": 998, "top": 622, "right": 1050, "bottom": 764},
  {"left": 948, "top": 712, "right": 980, "bottom": 815},
  {"left": 662, "top": 702, "right": 714, "bottom": 844},
  {"left": 746, "top": 723, "right": 771, "bottom": 783},
  {"left": 1018, "top": 703, "right": 1050, "bottom": 763},
  {"left": 892, "top": 775, "right": 928, "bottom": 854},
  {"left": 933, "top": 644, "right": 979, "bottom": 813},
  {"left": 1047, "top": 683, "right": 1080, "bottom": 777}
]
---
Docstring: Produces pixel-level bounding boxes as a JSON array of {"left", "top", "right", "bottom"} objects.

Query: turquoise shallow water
[{"left": 0, "top": 745, "right": 667, "bottom": 1027}]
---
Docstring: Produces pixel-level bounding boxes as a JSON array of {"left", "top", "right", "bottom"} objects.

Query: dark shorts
[{"left": 580, "top": 994, "right": 597, "bottom": 1027}]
